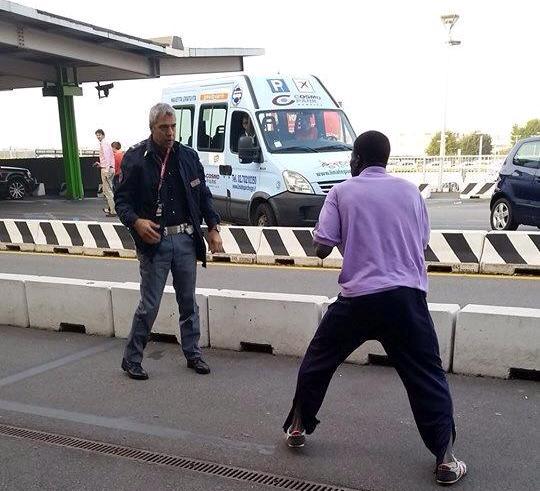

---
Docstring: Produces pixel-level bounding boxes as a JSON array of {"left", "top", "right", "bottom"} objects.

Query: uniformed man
[{"left": 115, "top": 103, "right": 223, "bottom": 380}]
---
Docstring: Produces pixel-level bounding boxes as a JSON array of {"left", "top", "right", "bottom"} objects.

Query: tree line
[{"left": 425, "top": 118, "right": 540, "bottom": 156}]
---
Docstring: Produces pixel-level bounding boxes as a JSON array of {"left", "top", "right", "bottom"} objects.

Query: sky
[{"left": 1, "top": 0, "right": 539, "bottom": 154}]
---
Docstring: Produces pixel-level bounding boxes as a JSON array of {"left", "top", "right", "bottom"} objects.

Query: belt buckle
[{"left": 162, "top": 227, "right": 168, "bottom": 237}]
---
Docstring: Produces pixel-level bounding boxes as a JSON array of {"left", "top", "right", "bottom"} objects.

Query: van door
[
  {"left": 196, "top": 103, "right": 229, "bottom": 219},
  {"left": 227, "top": 110, "right": 262, "bottom": 223}
]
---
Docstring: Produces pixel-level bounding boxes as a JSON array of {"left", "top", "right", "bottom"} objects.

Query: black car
[
  {"left": 490, "top": 137, "right": 540, "bottom": 230},
  {"left": 0, "top": 165, "right": 39, "bottom": 200}
]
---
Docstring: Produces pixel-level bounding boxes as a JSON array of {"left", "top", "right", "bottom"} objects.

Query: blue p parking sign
[{"left": 267, "top": 78, "right": 290, "bottom": 93}]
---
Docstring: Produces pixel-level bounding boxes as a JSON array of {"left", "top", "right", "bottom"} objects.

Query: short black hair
[
  {"left": 353, "top": 130, "right": 391, "bottom": 165},
  {"left": 111, "top": 141, "right": 121, "bottom": 150},
  {"left": 95, "top": 129, "right": 105, "bottom": 136}
]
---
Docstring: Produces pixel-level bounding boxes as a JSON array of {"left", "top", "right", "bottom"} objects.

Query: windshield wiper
[
  {"left": 316, "top": 143, "right": 353, "bottom": 151},
  {"left": 272, "top": 145, "right": 320, "bottom": 153}
]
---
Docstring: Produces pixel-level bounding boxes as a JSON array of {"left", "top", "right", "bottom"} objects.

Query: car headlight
[{"left": 283, "top": 170, "right": 314, "bottom": 194}]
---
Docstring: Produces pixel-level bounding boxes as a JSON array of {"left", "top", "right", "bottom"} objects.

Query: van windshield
[{"left": 256, "top": 110, "right": 355, "bottom": 153}]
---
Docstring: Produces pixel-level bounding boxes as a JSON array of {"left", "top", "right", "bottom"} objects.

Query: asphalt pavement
[
  {"left": 0, "top": 325, "right": 538, "bottom": 491},
  {"left": 0, "top": 250, "right": 538, "bottom": 309},
  {"left": 1, "top": 194, "right": 537, "bottom": 230}
]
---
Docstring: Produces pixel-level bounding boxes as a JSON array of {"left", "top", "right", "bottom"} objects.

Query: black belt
[{"left": 163, "top": 223, "right": 194, "bottom": 236}]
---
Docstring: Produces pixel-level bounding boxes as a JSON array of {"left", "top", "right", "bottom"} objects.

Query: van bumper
[{"left": 269, "top": 192, "right": 326, "bottom": 227}]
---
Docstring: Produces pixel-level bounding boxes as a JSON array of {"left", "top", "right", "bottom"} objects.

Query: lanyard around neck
[{"left": 157, "top": 147, "right": 171, "bottom": 193}]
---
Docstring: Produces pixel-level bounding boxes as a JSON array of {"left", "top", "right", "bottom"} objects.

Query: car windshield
[{"left": 256, "top": 110, "right": 355, "bottom": 153}]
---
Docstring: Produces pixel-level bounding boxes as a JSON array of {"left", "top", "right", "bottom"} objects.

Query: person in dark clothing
[
  {"left": 114, "top": 103, "right": 223, "bottom": 380},
  {"left": 283, "top": 131, "right": 467, "bottom": 486}
]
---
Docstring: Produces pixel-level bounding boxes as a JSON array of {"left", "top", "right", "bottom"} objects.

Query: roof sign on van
[
  {"left": 267, "top": 79, "right": 290, "bottom": 93},
  {"left": 200, "top": 92, "right": 228, "bottom": 102},
  {"left": 293, "top": 79, "right": 314, "bottom": 93},
  {"left": 252, "top": 75, "right": 335, "bottom": 110}
]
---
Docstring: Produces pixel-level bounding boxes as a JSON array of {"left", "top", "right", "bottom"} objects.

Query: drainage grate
[{"left": 0, "top": 423, "right": 364, "bottom": 491}]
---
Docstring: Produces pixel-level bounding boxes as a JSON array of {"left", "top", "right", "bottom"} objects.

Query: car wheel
[
  {"left": 254, "top": 203, "right": 277, "bottom": 227},
  {"left": 490, "top": 198, "right": 518, "bottom": 230},
  {"left": 7, "top": 178, "right": 26, "bottom": 200}
]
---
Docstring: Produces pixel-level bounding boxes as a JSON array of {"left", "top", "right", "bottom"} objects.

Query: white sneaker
[{"left": 436, "top": 456, "right": 467, "bottom": 486}]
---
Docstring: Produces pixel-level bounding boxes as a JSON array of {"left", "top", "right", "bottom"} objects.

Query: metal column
[{"left": 43, "top": 67, "right": 84, "bottom": 199}]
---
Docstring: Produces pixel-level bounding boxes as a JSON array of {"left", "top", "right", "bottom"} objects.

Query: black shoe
[
  {"left": 187, "top": 358, "right": 210, "bottom": 374},
  {"left": 436, "top": 456, "right": 467, "bottom": 486},
  {"left": 121, "top": 359, "right": 149, "bottom": 380}
]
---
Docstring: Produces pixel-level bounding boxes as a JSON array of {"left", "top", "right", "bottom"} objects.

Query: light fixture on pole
[{"left": 438, "top": 14, "right": 461, "bottom": 191}]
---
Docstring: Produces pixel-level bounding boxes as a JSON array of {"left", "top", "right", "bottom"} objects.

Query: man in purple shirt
[{"left": 283, "top": 131, "right": 466, "bottom": 486}]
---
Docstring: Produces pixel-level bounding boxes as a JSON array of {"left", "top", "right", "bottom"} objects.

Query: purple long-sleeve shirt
[{"left": 314, "top": 166, "right": 430, "bottom": 297}]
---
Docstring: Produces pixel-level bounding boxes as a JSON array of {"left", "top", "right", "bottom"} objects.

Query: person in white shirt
[{"left": 94, "top": 129, "right": 116, "bottom": 216}]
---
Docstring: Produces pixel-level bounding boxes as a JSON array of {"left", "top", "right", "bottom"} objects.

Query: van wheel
[
  {"left": 254, "top": 203, "right": 276, "bottom": 227},
  {"left": 490, "top": 198, "right": 518, "bottom": 230}
]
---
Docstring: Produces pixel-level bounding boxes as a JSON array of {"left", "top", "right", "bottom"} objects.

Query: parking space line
[
  {"left": 0, "top": 341, "right": 115, "bottom": 388},
  {"left": 0, "top": 398, "right": 275, "bottom": 455}
]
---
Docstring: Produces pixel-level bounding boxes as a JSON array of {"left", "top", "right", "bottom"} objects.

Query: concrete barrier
[
  {"left": 460, "top": 180, "right": 496, "bottom": 199},
  {"left": 111, "top": 283, "right": 211, "bottom": 347},
  {"left": 453, "top": 304, "right": 540, "bottom": 378},
  {"left": 0, "top": 219, "right": 38, "bottom": 252},
  {"left": 5, "top": 220, "right": 540, "bottom": 277},
  {"left": 322, "top": 298, "right": 458, "bottom": 371},
  {"left": 32, "top": 183, "right": 46, "bottom": 197},
  {"left": 25, "top": 276, "right": 116, "bottom": 336},
  {"left": 480, "top": 232, "right": 540, "bottom": 275},
  {"left": 208, "top": 290, "right": 327, "bottom": 356},
  {"left": 418, "top": 183, "right": 432, "bottom": 199},
  {"left": 204, "top": 226, "right": 262, "bottom": 265},
  {"left": 425, "top": 230, "right": 486, "bottom": 273},
  {"left": 323, "top": 231, "right": 487, "bottom": 273},
  {"left": 0, "top": 273, "right": 29, "bottom": 327},
  {"left": 256, "top": 228, "right": 321, "bottom": 267}
]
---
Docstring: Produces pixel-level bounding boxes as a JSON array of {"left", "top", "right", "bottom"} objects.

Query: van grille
[{"left": 318, "top": 180, "right": 345, "bottom": 194}]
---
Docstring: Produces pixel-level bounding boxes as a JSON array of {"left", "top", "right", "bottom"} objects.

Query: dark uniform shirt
[{"left": 162, "top": 155, "right": 190, "bottom": 226}]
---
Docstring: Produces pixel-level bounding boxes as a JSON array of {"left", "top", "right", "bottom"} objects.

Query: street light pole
[
  {"left": 478, "top": 133, "right": 484, "bottom": 160},
  {"left": 438, "top": 14, "right": 461, "bottom": 191}
]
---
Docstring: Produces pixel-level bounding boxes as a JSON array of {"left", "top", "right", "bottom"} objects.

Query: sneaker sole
[{"left": 436, "top": 468, "right": 467, "bottom": 485}]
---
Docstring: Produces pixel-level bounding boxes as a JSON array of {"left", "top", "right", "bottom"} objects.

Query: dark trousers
[{"left": 284, "top": 287, "right": 456, "bottom": 463}]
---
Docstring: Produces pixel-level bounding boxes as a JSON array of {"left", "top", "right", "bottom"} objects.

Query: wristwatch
[{"left": 210, "top": 224, "right": 221, "bottom": 233}]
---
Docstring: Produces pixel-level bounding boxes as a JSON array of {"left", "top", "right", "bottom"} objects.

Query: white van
[{"left": 162, "top": 74, "right": 356, "bottom": 226}]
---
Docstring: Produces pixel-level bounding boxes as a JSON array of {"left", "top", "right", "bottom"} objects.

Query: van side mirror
[{"left": 238, "top": 135, "right": 261, "bottom": 164}]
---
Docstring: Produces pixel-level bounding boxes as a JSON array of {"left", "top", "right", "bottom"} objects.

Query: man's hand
[
  {"left": 133, "top": 219, "right": 161, "bottom": 245},
  {"left": 314, "top": 242, "right": 333, "bottom": 260},
  {"left": 207, "top": 228, "right": 224, "bottom": 254}
]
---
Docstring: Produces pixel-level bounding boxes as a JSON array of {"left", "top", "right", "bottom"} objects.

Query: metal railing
[
  {"left": 34, "top": 149, "right": 99, "bottom": 158},
  {"left": 387, "top": 155, "right": 504, "bottom": 174},
  {"left": 0, "top": 149, "right": 99, "bottom": 159}
]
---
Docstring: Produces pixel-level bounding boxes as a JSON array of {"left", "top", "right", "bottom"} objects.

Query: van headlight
[{"left": 283, "top": 170, "right": 314, "bottom": 194}]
